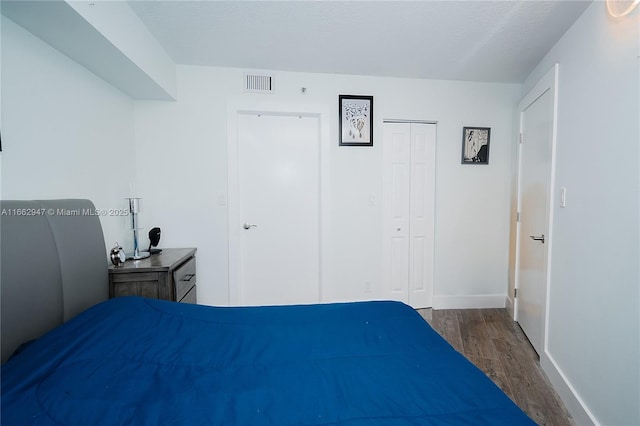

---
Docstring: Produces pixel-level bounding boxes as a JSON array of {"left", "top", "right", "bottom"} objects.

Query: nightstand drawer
[
  {"left": 179, "top": 285, "right": 197, "bottom": 304},
  {"left": 174, "top": 257, "right": 196, "bottom": 302}
]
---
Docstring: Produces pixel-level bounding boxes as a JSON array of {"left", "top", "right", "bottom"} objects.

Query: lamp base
[{"left": 127, "top": 251, "right": 151, "bottom": 260}]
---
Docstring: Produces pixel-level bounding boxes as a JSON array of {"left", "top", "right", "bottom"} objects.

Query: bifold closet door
[{"left": 383, "top": 122, "right": 436, "bottom": 309}]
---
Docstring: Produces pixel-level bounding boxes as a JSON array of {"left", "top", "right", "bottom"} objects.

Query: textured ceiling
[{"left": 129, "top": 0, "right": 591, "bottom": 83}]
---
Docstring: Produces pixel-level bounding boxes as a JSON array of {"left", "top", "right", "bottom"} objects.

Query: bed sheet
[{"left": 2, "top": 297, "right": 534, "bottom": 425}]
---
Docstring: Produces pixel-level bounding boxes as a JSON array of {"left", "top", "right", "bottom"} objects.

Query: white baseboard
[
  {"left": 432, "top": 294, "right": 507, "bottom": 310},
  {"left": 540, "top": 351, "right": 599, "bottom": 426}
]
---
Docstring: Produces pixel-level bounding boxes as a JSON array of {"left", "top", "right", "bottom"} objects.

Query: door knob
[
  {"left": 243, "top": 223, "right": 257, "bottom": 230},
  {"left": 529, "top": 234, "right": 545, "bottom": 243}
]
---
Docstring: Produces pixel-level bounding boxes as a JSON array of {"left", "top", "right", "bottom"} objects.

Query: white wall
[
  {"left": 0, "top": 16, "right": 137, "bottom": 254},
  {"left": 522, "top": 3, "right": 639, "bottom": 425},
  {"left": 134, "top": 66, "right": 520, "bottom": 307}
]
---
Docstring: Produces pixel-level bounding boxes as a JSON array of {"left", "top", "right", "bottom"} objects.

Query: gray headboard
[{"left": 1, "top": 199, "right": 108, "bottom": 363}]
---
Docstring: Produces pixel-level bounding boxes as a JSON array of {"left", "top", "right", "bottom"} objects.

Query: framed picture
[
  {"left": 339, "top": 95, "right": 373, "bottom": 146},
  {"left": 461, "top": 126, "right": 491, "bottom": 164}
]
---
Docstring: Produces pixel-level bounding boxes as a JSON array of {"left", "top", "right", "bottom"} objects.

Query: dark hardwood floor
[{"left": 417, "top": 308, "right": 574, "bottom": 426}]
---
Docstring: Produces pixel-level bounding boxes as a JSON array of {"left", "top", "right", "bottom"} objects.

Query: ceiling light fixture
[{"left": 607, "top": 0, "right": 640, "bottom": 17}]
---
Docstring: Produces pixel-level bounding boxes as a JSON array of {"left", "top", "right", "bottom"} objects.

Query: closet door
[
  {"left": 383, "top": 123, "right": 411, "bottom": 304},
  {"left": 383, "top": 122, "right": 436, "bottom": 308},
  {"left": 408, "top": 123, "right": 436, "bottom": 308}
]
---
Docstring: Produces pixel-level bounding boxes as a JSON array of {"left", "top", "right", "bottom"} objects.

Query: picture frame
[
  {"left": 339, "top": 95, "right": 373, "bottom": 146},
  {"left": 461, "top": 126, "right": 491, "bottom": 164}
]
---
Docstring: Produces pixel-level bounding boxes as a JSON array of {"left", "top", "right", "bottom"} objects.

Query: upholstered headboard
[{"left": 1, "top": 199, "right": 108, "bottom": 363}]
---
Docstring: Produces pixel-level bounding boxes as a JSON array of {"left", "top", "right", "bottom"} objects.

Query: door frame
[
  {"left": 227, "top": 101, "right": 330, "bottom": 305},
  {"left": 513, "top": 64, "right": 559, "bottom": 354}
]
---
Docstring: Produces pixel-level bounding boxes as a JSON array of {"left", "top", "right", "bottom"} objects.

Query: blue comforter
[{"left": 2, "top": 297, "right": 534, "bottom": 425}]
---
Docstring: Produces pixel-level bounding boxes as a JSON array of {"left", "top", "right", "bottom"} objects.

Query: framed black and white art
[
  {"left": 339, "top": 95, "right": 373, "bottom": 146},
  {"left": 461, "top": 126, "right": 491, "bottom": 164}
]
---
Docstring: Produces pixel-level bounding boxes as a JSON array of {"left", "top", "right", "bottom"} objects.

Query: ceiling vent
[{"left": 244, "top": 73, "right": 274, "bottom": 93}]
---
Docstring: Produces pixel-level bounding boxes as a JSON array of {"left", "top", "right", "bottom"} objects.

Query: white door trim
[
  {"left": 514, "top": 64, "right": 559, "bottom": 354},
  {"left": 227, "top": 100, "right": 331, "bottom": 305}
]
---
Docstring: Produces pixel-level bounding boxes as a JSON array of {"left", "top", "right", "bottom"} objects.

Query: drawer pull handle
[{"left": 182, "top": 273, "right": 195, "bottom": 282}]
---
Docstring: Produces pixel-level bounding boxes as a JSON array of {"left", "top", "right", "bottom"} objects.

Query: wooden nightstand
[{"left": 108, "top": 248, "right": 197, "bottom": 303}]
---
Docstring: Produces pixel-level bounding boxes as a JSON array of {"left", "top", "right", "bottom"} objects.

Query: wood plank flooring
[{"left": 417, "top": 308, "right": 574, "bottom": 426}]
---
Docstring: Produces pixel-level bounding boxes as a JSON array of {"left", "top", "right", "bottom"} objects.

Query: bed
[{"left": 1, "top": 199, "right": 535, "bottom": 425}]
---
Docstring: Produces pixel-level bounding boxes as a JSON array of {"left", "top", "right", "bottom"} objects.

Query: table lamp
[{"left": 126, "top": 197, "right": 150, "bottom": 260}]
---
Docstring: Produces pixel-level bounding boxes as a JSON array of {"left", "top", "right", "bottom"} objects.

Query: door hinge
[
  {"left": 516, "top": 212, "right": 520, "bottom": 222},
  {"left": 514, "top": 288, "right": 518, "bottom": 298},
  {"left": 519, "top": 133, "right": 523, "bottom": 144}
]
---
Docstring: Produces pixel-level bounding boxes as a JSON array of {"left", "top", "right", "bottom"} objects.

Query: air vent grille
[{"left": 244, "top": 73, "right": 274, "bottom": 93}]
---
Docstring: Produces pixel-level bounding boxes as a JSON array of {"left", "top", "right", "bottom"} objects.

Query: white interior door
[
  {"left": 384, "top": 123, "right": 411, "bottom": 303},
  {"left": 516, "top": 66, "right": 557, "bottom": 355},
  {"left": 383, "top": 122, "right": 436, "bottom": 308},
  {"left": 237, "top": 113, "right": 320, "bottom": 306},
  {"left": 408, "top": 124, "right": 436, "bottom": 308}
]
